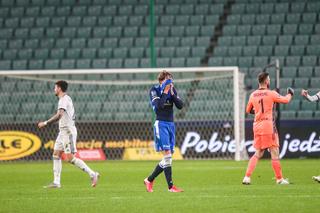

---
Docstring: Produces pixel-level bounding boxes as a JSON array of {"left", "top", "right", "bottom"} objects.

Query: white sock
[
  {"left": 71, "top": 157, "right": 95, "bottom": 177},
  {"left": 53, "top": 157, "right": 62, "bottom": 185}
]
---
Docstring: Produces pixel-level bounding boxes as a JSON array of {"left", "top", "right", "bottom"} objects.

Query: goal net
[{"left": 0, "top": 67, "right": 247, "bottom": 161}]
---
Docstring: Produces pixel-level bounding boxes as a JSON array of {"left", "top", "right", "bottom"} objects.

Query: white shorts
[{"left": 54, "top": 127, "right": 77, "bottom": 154}]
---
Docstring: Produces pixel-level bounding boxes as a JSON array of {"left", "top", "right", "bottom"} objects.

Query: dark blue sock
[
  {"left": 164, "top": 166, "right": 173, "bottom": 189},
  {"left": 148, "top": 164, "right": 163, "bottom": 182}
]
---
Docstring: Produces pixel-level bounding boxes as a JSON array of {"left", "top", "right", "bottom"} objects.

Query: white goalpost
[{"left": 0, "top": 67, "right": 247, "bottom": 161}]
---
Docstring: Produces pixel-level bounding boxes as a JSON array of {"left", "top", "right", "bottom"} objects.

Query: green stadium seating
[
  {"left": 247, "top": 36, "right": 261, "bottom": 45},
  {"left": 186, "top": 57, "right": 201, "bottom": 67},
  {"left": 282, "top": 67, "right": 297, "bottom": 78},
  {"left": 92, "top": 59, "right": 107, "bottom": 68},
  {"left": 76, "top": 59, "right": 91, "bottom": 69},
  {"left": 294, "top": 78, "right": 309, "bottom": 88},
  {"left": 258, "top": 46, "right": 273, "bottom": 56},
  {"left": 302, "top": 56, "right": 317, "bottom": 66},
  {"left": 298, "top": 67, "right": 313, "bottom": 78},
  {"left": 29, "top": 59, "right": 43, "bottom": 69},
  {"left": 286, "top": 56, "right": 301, "bottom": 67},
  {"left": 297, "top": 111, "right": 313, "bottom": 119},
  {"left": 281, "top": 111, "right": 296, "bottom": 119},
  {"left": 290, "top": 45, "right": 305, "bottom": 56},
  {"left": 124, "top": 58, "right": 139, "bottom": 68},
  {"left": 252, "top": 25, "right": 266, "bottom": 36},
  {"left": 262, "top": 35, "right": 277, "bottom": 45},
  {"left": 306, "top": 45, "right": 320, "bottom": 56},
  {"left": 310, "top": 35, "right": 320, "bottom": 45},
  {"left": 60, "top": 59, "right": 75, "bottom": 69}
]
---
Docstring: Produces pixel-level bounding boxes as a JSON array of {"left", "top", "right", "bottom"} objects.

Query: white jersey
[{"left": 57, "top": 94, "right": 75, "bottom": 130}]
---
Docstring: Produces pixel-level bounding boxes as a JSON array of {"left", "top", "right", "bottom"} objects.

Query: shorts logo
[{"left": 0, "top": 131, "right": 42, "bottom": 160}]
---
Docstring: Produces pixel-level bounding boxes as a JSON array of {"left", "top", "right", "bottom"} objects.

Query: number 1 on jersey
[{"left": 259, "top": 99, "right": 264, "bottom": 113}]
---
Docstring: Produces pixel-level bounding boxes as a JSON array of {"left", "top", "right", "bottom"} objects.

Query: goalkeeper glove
[
  {"left": 161, "top": 79, "right": 173, "bottom": 94},
  {"left": 287, "top": 87, "right": 294, "bottom": 96}
]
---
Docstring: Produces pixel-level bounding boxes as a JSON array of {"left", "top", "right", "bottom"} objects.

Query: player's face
[{"left": 54, "top": 85, "right": 61, "bottom": 96}]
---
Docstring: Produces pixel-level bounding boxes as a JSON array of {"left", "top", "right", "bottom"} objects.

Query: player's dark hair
[
  {"left": 158, "top": 71, "right": 173, "bottom": 82},
  {"left": 55, "top": 80, "right": 68, "bottom": 92},
  {"left": 258, "top": 72, "right": 269, "bottom": 84}
]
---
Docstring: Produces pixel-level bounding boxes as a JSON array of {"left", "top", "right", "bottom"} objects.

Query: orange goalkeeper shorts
[{"left": 253, "top": 134, "right": 279, "bottom": 150}]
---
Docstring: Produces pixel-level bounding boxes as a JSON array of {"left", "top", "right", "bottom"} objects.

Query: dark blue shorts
[{"left": 153, "top": 120, "right": 175, "bottom": 153}]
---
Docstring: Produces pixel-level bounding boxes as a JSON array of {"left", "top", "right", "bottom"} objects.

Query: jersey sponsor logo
[{"left": 0, "top": 131, "right": 41, "bottom": 160}]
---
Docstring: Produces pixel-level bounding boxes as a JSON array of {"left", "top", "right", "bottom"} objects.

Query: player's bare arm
[
  {"left": 301, "top": 89, "right": 320, "bottom": 102},
  {"left": 38, "top": 109, "right": 64, "bottom": 129}
]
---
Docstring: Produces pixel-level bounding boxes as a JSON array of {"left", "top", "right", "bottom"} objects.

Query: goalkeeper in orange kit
[{"left": 242, "top": 72, "right": 294, "bottom": 185}]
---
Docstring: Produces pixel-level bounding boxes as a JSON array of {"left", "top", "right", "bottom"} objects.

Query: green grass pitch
[{"left": 0, "top": 160, "right": 319, "bottom": 213}]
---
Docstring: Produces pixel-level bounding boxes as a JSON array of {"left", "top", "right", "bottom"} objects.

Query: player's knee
[
  {"left": 159, "top": 153, "right": 172, "bottom": 168},
  {"left": 254, "top": 150, "right": 264, "bottom": 159},
  {"left": 52, "top": 154, "right": 61, "bottom": 160}
]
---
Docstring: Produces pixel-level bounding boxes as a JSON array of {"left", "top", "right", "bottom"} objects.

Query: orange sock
[
  {"left": 272, "top": 159, "right": 283, "bottom": 180},
  {"left": 245, "top": 155, "right": 259, "bottom": 177}
]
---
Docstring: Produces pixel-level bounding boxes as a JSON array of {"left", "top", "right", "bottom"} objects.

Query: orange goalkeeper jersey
[{"left": 246, "top": 88, "right": 292, "bottom": 135}]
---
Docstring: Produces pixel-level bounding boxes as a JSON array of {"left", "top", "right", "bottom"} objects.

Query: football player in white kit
[
  {"left": 301, "top": 89, "right": 320, "bottom": 183},
  {"left": 38, "top": 80, "right": 99, "bottom": 188}
]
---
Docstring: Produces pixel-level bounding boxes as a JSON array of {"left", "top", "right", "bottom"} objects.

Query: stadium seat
[
  {"left": 208, "top": 57, "right": 223, "bottom": 66},
  {"left": 282, "top": 67, "right": 297, "bottom": 78},
  {"left": 129, "top": 47, "right": 144, "bottom": 58},
  {"left": 92, "top": 59, "right": 107, "bottom": 68},
  {"left": 108, "top": 58, "right": 123, "bottom": 68},
  {"left": 12, "top": 60, "right": 28, "bottom": 70},
  {"left": 281, "top": 111, "right": 296, "bottom": 119},
  {"left": 170, "top": 57, "right": 185, "bottom": 67},
  {"left": 310, "top": 78, "right": 320, "bottom": 88},
  {"left": 252, "top": 25, "right": 266, "bottom": 36},
  {"left": 60, "top": 59, "right": 75, "bottom": 69},
  {"left": 306, "top": 46, "right": 320, "bottom": 56},
  {"left": 124, "top": 58, "right": 139, "bottom": 68},
  {"left": 290, "top": 45, "right": 305, "bottom": 56},
  {"left": 274, "top": 45, "right": 289, "bottom": 56},
  {"left": 298, "top": 67, "right": 313, "bottom": 78},
  {"left": 262, "top": 35, "right": 277, "bottom": 45},
  {"left": 280, "top": 78, "right": 293, "bottom": 88},
  {"left": 286, "top": 56, "right": 301, "bottom": 67},
  {"left": 301, "top": 101, "right": 317, "bottom": 111},
  {"left": 34, "top": 49, "right": 49, "bottom": 60},
  {"left": 310, "top": 35, "right": 320, "bottom": 45},
  {"left": 186, "top": 57, "right": 201, "bottom": 67},
  {"left": 278, "top": 35, "right": 293, "bottom": 45},
  {"left": 44, "top": 59, "right": 60, "bottom": 69},
  {"left": 256, "top": 14, "right": 270, "bottom": 24},
  {"left": 76, "top": 27, "right": 92, "bottom": 38},
  {"left": 29, "top": 59, "right": 43, "bottom": 70},
  {"left": 76, "top": 59, "right": 91, "bottom": 69},
  {"left": 247, "top": 36, "right": 261, "bottom": 46},
  {"left": 181, "top": 37, "right": 195, "bottom": 47},
  {"left": 302, "top": 56, "right": 317, "bottom": 66},
  {"left": 258, "top": 46, "right": 273, "bottom": 56},
  {"left": 294, "top": 78, "right": 309, "bottom": 88}
]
